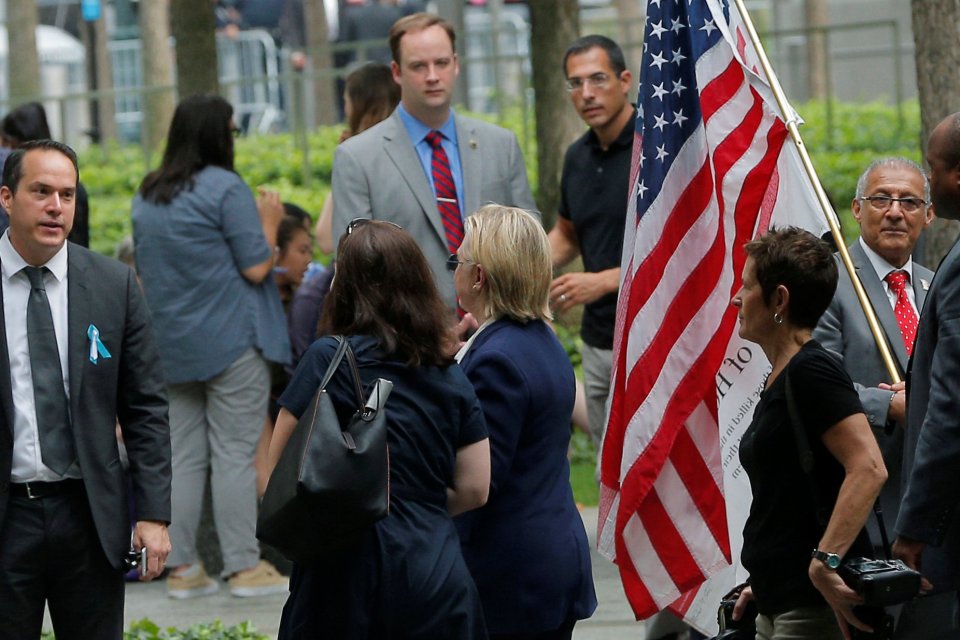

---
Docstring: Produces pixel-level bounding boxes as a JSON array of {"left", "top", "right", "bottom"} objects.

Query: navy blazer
[
  {"left": 456, "top": 317, "right": 596, "bottom": 634},
  {"left": 898, "top": 237, "right": 960, "bottom": 591},
  {"left": 0, "top": 243, "right": 171, "bottom": 570}
]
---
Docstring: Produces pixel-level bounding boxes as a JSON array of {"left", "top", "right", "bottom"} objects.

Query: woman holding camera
[{"left": 730, "top": 228, "right": 887, "bottom": 639}]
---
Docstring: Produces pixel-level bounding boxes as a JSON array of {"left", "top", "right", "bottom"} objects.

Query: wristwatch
[{"left": 811, "top": 549, "right": 841, "bottom": 569}]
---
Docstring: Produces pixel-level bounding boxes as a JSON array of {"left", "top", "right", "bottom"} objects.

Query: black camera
[
  {"left": 850, "top": 604, "right": 894, "bottom": 640},
  {"left": 838, "top": 557, "right": 921, "bottom": 606},
  {"left": 713, "top": 588, "right": 757, "bottom": 640},
  {"left": 123, "top": 547, "right": 147, "bottom": 574}
]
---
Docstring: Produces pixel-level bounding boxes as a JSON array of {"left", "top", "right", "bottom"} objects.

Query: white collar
[
  {"left": 858, "top": 236, "right": 912, "bottom": 283},
  {"left": 455, "top": 316, "right": 498, "bottom": 363}
]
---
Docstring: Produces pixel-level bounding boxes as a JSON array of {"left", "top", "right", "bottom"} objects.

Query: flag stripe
[{"left": 669, "top": 426, "right": 728, "bottom": 547}]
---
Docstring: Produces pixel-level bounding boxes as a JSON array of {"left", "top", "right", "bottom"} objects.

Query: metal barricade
[
  {"left": 107, "top": 29, "right": 285, "bottom": 142},
  {"left": 463, "top": 10, "right": 531, "bottom": 114}
]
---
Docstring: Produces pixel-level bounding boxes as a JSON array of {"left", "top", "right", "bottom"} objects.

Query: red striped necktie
[
  {"left": 885, "top": 270, "right": 919, "bottom": 356},
  {"left": 426, "top": 130, "right": 464, "bottom": 253}
]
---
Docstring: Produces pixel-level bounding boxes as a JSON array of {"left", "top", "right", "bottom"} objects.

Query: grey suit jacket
[
  {"left": 0, "top": 244, "right": 171, "bottom": 570},
  {"left": 812, "top": 240, "right": 932, "bottom": 554},
  {"left": 331, "top": 109, "right": 538, "bottom": 310},
  {"left": 898, "top": 236, "right": 960, "bottom": 592}
]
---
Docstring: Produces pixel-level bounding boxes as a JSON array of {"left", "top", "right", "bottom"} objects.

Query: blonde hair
[{"left": 463, "top": 204, "right": 552, "bottom": 323}]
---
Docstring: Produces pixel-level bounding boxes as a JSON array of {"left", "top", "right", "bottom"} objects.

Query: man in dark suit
[
  {"left": 895, "top": 112, "right": 960, "bottom": 623},
  {"left": 0, "top": 140, "right": 171, "bottom": 639},
  {"left": 332, "top": 12, "right": 537, "bottom": 312},
  {"left": 812, "top": 157, "right": 951, "bottom": 637}
]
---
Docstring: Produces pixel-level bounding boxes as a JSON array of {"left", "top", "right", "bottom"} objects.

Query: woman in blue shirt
[{"left": 132, "top": 95, "right": 290, "bottom": 599}]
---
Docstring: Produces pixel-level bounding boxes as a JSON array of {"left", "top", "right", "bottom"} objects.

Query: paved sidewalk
[{"left": 75, "top": 507, "right": 645, "bottom": 639}]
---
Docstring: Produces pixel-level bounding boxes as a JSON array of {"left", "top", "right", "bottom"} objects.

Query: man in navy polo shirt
[{"left": 549, "top": 34, "right": 634, "bottom": 467}]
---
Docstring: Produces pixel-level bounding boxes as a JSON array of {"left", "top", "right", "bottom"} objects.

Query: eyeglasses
[
  {"left": 345, "top": 218, "right": 403, "bottom": 235},
  {"left": 859, "top": 195, "right": 928, "bottom": 214},
  {"left": 446, "top": 253, "right": 469, "bottom": 272},
  {"left": 565, "top": 72, "right": 612, "bottom": 93}
]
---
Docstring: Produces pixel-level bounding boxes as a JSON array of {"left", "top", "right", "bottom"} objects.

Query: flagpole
[{"left": 731, "top": 0, "right": 901, "bottom": 383}]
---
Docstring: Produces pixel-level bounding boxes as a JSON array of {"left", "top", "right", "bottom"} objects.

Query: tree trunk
[
  {"left": 804, "top": 0, "right": 828, "bottom": 101},
  {"left": 613, "top": 0, "right": 644, "bottom": 72},
  {"left": 80, "top": 14, "right": 118, "bottom": 143},
  {"left": 304, "top": 0, "right": 337, "bottom": 126},
  {"left": 911, "top": 0, "right": 960, "bottom": 265},
  {"left": 140, "top": 0, "right": 176, "bottom": 156},
  {"left": 528, "top": 0, "right": 582, "bottom": 227},
  {"left": 434, "top": 0, "right": 469, "bottom": 107},
  {"left": 170, "top": 0, "right": 219, "bottom": 98},
  {"left": 8, "top": 0, "right": 42, "bottom": 105}
]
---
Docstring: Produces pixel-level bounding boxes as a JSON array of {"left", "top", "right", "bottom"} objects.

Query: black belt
[{"left": 10, "top": 479, "right": 83, "bottom": 499}]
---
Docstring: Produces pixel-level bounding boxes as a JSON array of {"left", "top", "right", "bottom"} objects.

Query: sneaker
[
  {"left": 228, "top": 560, "right": 288, "bottom": 597},
  {"left": 166, "top": 563, "right": 219, "bottom": 599}
]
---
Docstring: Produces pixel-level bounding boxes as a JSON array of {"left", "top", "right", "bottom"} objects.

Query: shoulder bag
[{"left": 257, "top": 336, "right": 391, "bottom": 562}]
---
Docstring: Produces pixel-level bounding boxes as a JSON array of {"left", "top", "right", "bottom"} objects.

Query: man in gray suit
[
  {"left": 896, "top": 113, "right": 960, "bottom": 628},
  {"left": 812, "top": 157, "right": 951, "bottom": 637},
  {"left": 331, "top": 12, "right": 537, "bottom": 312}
]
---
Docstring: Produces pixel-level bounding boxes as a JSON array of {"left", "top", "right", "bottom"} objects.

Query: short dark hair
[
  {"left": 3, "top": 139, "right": 79, "bottom": 193},
  {"left": 563, "top": 35, "right": 627, "bottom": 77},
  {"left": 319, "top": 221, "right": 454, "bottom": 366},
  {"left": 1, "top": 101, "right": 52, "bottom": 145},
  {"left": 277, "top": 214, "right": 308, "bottom": 253},
  {"left": 743, "top": 227, "right": 837, "bottom": 330},
  {"left": 282, "top": 202, "right": 312, "bottom": 227},
  {"left": 138, "top": 95, "right": 236, "bottom": 204},
  {"left": 389, "top": 13, "right": 456, "bottom": 65},
  {"left": 941, "top": 113, "right": 960, "bottom": 170}
]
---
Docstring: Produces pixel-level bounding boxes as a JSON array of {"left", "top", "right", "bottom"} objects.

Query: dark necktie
[
  {"left": 24, "top": 266, "right": 74, "bottom": 475},
  {"left": 885, "top": 270, "right": 919, "bottom": 356},
  {"left": 425, "top": 130, "right": 464, "bottom": 253}
]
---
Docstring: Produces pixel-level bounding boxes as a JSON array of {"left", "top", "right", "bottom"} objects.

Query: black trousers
[
  {"left": 489, "top": 619, "right": 576, "bottom": 640},
  {"left": 0, "top": 483, "right": 124, "bottom": 640}
]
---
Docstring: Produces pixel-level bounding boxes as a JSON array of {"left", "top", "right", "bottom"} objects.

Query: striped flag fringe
[{"left": 597, "top": 0, "right": 830, "bottom": 626}]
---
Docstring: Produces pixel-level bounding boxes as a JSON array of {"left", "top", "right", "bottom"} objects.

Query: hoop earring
[{"left": 773, "top": 312, "right": 783, "bottom": 325}]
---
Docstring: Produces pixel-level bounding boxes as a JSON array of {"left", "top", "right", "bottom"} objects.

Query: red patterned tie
[
  {"left": 885, "top": 270, "right": 919, "bottom": 356},
  {"left": 426, "top": 131, "right": 464, "bottom": 253}
]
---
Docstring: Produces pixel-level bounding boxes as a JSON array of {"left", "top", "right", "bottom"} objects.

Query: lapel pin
[
  {"left": 87, "top": 324, "right": 112, "bottom": 364},
  {"left": 921, "top": 278, "right": 930, "bottom": 291}
]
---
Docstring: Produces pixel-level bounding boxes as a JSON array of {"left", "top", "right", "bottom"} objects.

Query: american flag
[{"left": 597, "top": 0, "right": 829, "bottom": 626}]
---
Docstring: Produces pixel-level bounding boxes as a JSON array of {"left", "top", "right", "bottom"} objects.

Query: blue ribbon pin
[{"left": 87, "top": 324, "right": 112, "bottom": 364}]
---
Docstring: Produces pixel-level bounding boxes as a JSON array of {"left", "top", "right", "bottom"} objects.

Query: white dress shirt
[
  {"left": 0, "top": 231, "right": 73, "bottom": 481},
  {"left": 859, "top": 236, "right": 920, "bottom": 316}
]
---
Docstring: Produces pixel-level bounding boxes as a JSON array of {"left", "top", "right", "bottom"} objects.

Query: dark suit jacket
[
  {"left": 898, "top": 237, "right": 960, "bottom": 591},
  {"left": 812, "top": 241, "right": 932, "bottom": 547},
  {"left": 455, "top": 318, "right": 596, "bottom": 634},
  {"left": 0, "top": 243, "right": 171, "bottom": 570}
]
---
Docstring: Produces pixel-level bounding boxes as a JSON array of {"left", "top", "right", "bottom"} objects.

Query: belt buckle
[{"left": 25, "top": 482, "right": 39, "bottom": 499}]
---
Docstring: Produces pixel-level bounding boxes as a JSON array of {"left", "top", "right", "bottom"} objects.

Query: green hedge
[
  {"left": 43, "top": 619, "right": 268, "bottom": 640},
  {"left": 795, "top": 100, "right": 922, "bottom": 245},
  {"left": 80, "top": 100, "right": 922, "bottom": 256}
]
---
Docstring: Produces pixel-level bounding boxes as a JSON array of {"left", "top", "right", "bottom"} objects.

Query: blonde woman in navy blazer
[{"left": 453, "top": 205, "right": 597, "bottom": 640}]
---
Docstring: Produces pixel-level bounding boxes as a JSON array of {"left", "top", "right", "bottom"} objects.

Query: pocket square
[{"left": 87, "top": 324, "right": 112, "bottom": 364}]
